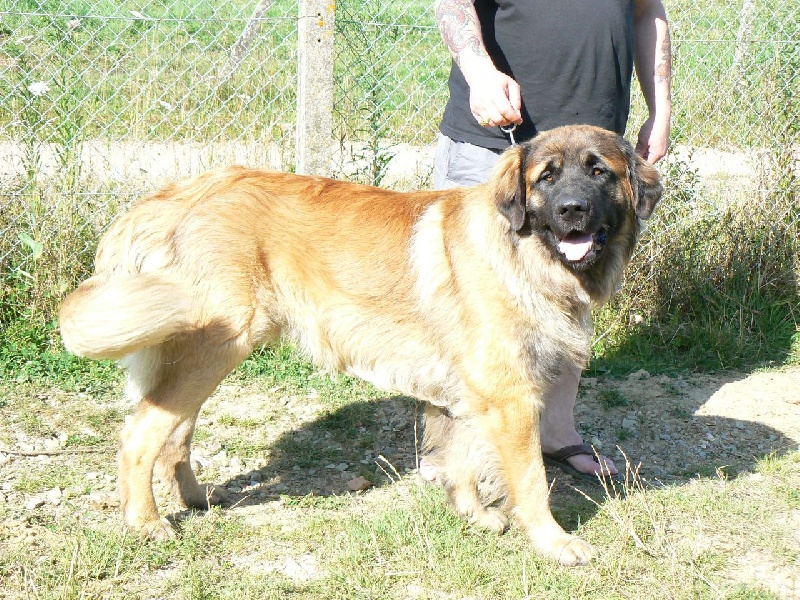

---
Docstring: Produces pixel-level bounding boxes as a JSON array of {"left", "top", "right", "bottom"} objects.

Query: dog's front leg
[{"left": 481, "top": 390, "right": 594, "bottom": 566}]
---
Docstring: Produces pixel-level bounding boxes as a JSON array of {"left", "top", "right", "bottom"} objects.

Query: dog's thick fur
[{"left": 60, "top": 125, "right": 661, "bottom": 565}]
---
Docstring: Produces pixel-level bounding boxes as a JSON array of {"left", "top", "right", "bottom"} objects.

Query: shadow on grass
[
  {"left": 218, "top": 394, "right": 420, "bottom": 500},
  {"left": 207, "top": 374, "right": 796, "bottom": 535}
]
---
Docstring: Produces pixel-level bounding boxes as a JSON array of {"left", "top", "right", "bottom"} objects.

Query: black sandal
[{"left": 543, "top": 444, "right": 621, "bottom": 483}]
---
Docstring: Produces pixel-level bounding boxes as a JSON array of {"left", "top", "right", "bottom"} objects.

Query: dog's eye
[
  {"left": 539, "top": 170, "right": 554, "bottom": 183},
  {"left": 591, "top": 166, "right": 606, "bottom": 177}
]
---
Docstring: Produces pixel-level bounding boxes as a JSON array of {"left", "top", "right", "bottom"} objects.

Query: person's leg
[
  {"left": 433, "top": 133, "right": 500, "bottom": 189},
  {"left": 429, "top": 134, "right": 617, "bottom": 478},
  {"left": 539, "top": 364, "right": 618, "bottom": 477}
]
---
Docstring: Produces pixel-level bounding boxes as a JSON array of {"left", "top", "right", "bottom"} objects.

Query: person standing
[{"left": 430, "top": 0, "right": 672, "bottom": 479}]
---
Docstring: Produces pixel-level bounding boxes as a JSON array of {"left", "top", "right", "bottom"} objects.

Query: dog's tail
[{"left": 59, "top": 273, "right": 192, "bottom": 360}]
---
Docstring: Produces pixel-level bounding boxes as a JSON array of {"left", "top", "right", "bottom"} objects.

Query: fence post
[
  {"left": 296, "top": 0, "right": 335, "bottom": 176},
  {"left": 220, "top": 0, "right": 273, "bottom": 83},
  {"left": 732, "top": 0, "right": 755, "bottom": 91}
]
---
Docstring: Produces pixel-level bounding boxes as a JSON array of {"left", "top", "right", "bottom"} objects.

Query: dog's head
[{"left": 492, "top": 125, "right": 662, "bottom": 272}]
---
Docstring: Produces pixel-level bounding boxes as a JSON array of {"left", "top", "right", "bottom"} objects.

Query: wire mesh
[{"left": 0, "top": 1, "right": 798, "bottom": 330}]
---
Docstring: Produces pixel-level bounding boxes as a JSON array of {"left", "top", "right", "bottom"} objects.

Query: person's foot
[
  {"left": 549, "top": 445, "right": 618, "bottom": 477},
  {"left": 418, "top": 456, "right": 439, "bottom": 483},
  {"left": 567, "top": 452, "right": 617, "bottom": 477},
  {"left": 541, "top": 442, "right": 619, "bottom": 480}
]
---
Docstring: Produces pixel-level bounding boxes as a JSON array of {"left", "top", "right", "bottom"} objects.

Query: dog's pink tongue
[{"left": 558, "top": 233, "right": 593, "bottom": 261}]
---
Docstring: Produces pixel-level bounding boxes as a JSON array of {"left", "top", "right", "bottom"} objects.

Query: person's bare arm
[
  {"left": 435, "top": 0, "right": 522, "bottom": 127},
  {"left": 633, "top": 0, "right": 672, "bottom": 163}
]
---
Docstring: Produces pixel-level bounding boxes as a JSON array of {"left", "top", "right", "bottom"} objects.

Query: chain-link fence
[{"left": 1, "top": 1, "right": 798, "bottom": 356}]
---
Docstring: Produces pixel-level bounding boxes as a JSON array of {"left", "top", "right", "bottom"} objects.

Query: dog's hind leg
[
  {"left": 422, "top": 406, "right": 509, "bottom": 533},
  {"left": 119, "top": 333, "right": 251, "bottom": 539},
  {"left": 119, "top": 397, "right": 186, "bottom": 539},
  {"left": 443, "top": 472, "right": 510, "bottom": 534},
  {"left": 155, "top": 408, "right": 228, "bottom": 510}
]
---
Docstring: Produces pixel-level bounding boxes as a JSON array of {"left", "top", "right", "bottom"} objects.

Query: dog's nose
[{"left": 557, "top": 196, "right": 589, "bottom": 218}]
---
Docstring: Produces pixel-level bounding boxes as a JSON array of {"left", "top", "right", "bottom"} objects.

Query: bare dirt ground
[{"left": 1, "top": 366, "right": 798, "bottom": 596}]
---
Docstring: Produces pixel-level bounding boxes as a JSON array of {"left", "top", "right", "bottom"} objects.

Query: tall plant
[{"left": 3, "top": 19, "right": 89, "bottom": 328}]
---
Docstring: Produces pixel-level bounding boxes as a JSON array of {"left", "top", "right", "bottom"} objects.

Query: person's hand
[
  {"left": 465, "top": 63, "right": 523, "bottom": 128},
  {"left": 636, "top": 114, "right": 670, "bottom": 163}
]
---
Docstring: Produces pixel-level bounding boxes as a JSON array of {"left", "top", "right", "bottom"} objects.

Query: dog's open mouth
[{"left": 556, "top": 228, "right": 607, "bottom": 263}]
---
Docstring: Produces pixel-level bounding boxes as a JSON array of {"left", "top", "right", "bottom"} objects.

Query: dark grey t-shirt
[{"left": 439, "top": 0, "right": 635, "bottom": 149}]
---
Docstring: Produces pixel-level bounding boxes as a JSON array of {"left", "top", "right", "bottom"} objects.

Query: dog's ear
[
  {"left": 492, "top": 145, "right": 528, "bottom": 232},
  {"left": 632, "top": 154, "right": 663, "bottom": 219},
  {"left": 622, "top": 142, "right": 663, "bottom": 220}
]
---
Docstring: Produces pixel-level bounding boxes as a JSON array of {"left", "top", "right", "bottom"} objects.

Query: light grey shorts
[{"left": 433, "top": 134, "right": 504, "bottom": 190}]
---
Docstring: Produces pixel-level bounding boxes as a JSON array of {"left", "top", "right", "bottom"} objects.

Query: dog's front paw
[
  {"left": 470, "top": 507, "right": 510, "bottom": 534},
  {"left": 137, "top": 518, "right": 177, "bottom": 541},
  {"left": 534, "top": 527, "right": 594, "bottom": 566},
  {"left": 552, "top": 535, "right": 594, "bottom": 566}
]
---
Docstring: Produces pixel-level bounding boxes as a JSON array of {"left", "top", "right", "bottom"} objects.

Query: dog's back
[
  {"left": 59, "top": 167, "right": 454, "bottom": 380},
  {"left": 60, "top": 167, "right": 264, "bottom": 361}
]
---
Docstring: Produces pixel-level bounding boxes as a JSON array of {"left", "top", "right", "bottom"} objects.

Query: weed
[
  {"left": 193, "top": 428, "right": 212, "bottom": 443},
  {"left": 597, "top": 388, "right": 630, "bottom": 410},
  {"left": 618, "top": 427, "right": 634, "bottom": 442},
  {"left": 756, "top": 450, "right": 800, "bottom": 477},
  {"left": 1, "top": 371, "right": 798, "bottom": 598},
  {"left": 237, "top": 344, "right": 315, "bottom": 385},
  {"left": 0, "top": 318, "right": 119, "bottom": 392},
  {"left": 217, "top": 414, "right": 261, "bottom": 429},
  {"left": 14, "top": 411, "right": 50, "bottom": 438},
  {"left": 675, "top": 463, "right": 720, "bottom": 479},
  {"left": 668, "top": 406, "right": 693, "bottom": 419},
  {"left": 725, "top": 585, "right": 783, "bottom": 599},
  {"left": 13, "top": 465, "right": 85, "bottom": 494},
  {"left": 333, "top": 0, "right": 400, "bottom": 186},
  {"left": 271, "top": 435, "right": 346, "bottom": 470},
  {"left": 282, "top": 493, "right": 351, "bottom": 510},
  {"left": 221, "top": 436, "right": 270, "bottom": 459},
  {"left": 64, "top": 433, "right": 105, "bottom": 448},
  {"left": 593, "top": 151, "right": 799, "bottom": 373}
]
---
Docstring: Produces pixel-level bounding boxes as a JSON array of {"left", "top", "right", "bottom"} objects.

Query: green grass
[
  {"left": 1, "top": 341, "right": 798, "bottom": 599},
  {"left": 0, "top": 317, "right": 120, "bottom": 392},
  {"left": 234, "top": 344, "right": 388, "bottom": 412},
  {"left": 12, "top": 464, "right": 90, "bottom": 495},
  {"left": 216, "top": 414, "right": 261, "bottom": 429}
]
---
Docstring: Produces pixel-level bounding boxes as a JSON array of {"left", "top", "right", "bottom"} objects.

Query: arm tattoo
[
  {"left": 435, "top": 0, "right": 488, "bottom": 66},
  {"left": 655, "top": 29, "right": 672, "bottom": 85}
]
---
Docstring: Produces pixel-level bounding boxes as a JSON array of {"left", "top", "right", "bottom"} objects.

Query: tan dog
[{"left": 60, "top": 125, "right": 661, "bottom": 566}]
